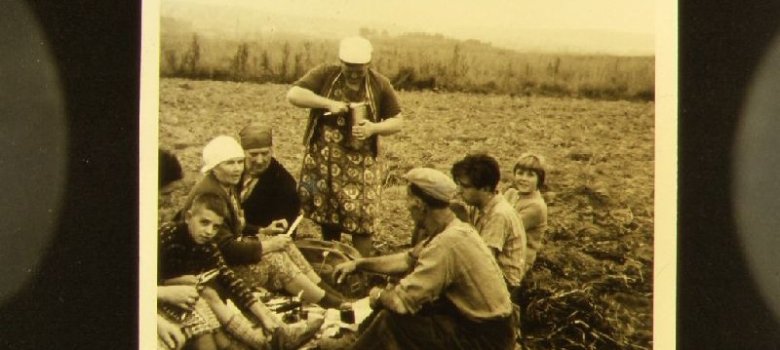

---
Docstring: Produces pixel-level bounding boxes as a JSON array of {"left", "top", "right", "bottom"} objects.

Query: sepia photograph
[
  {"left": 8, "top": 0, "right": 780, "bottom": 348},
  {"left": 141, "top": 0, "right": 672, "bottom": 349}
]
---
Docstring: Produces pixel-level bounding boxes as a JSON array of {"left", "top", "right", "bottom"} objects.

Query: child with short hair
[
  {"left": 158, "top": 192, "right": 323, "bottom": 350},
  {"left": 504, "top": 153, "right": 549, "bottom": 272}
]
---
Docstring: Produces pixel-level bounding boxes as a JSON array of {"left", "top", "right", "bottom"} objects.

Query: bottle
[{"left": 339, "top": 302, "right": 355, "bottom": 324}]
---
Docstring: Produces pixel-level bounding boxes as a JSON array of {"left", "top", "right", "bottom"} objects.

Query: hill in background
[{"left": 160, "top": 0, "right": 653, "bottom": 56}]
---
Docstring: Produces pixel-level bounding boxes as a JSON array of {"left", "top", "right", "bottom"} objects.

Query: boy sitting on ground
[{"left": 158, "top": 192, "right": 324, "bottom": 350}]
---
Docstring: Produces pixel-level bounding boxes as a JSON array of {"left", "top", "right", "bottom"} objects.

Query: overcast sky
[
  {"left": 164, "top": 0, "right": 656, "bottom": 54},
  {"left": 181, "top": 0, "right": 653, "bottom": 34}
]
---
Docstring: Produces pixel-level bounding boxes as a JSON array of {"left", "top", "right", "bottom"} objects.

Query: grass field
[{"left": 158, "top": 77, "right": 654, "bottom": 349}]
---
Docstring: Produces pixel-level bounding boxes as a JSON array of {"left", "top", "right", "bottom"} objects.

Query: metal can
[
  {"left": 339, "top": 302, "right": 355, "bottom": 324},
  {"left": 347, "top": 102, "right": 369, "bottom": 149},
  {"left": 349, "top": 102, "right": 368, "bottom": 125}
]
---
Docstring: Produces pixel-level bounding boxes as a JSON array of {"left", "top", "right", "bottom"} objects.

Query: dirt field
[{"left": 158, "top": 77, "right": 654, "bottom": 349}]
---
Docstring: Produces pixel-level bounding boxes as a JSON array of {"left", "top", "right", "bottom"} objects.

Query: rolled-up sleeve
[
  {"left": 394, "top": 240, "right": 453, "bottom": 314},
  {"left": 376, "top": 76, "right": 401, "bottom": 119},
  {"left": 479, "top": 213, "right": 510, "bottom": 252},
  {"left": 293, "top": 64, "right": 330, "bottom": 92}
]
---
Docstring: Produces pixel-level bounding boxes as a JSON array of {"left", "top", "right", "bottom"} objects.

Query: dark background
[
  {"left": 0, "top": 0, "right": 139, "bottom": 348},
  {"left": 0, "top": 0, "right": 779, "bottom": 348},
  {"left": 679, "top": 0, "right": 780, "bottom": 348}
]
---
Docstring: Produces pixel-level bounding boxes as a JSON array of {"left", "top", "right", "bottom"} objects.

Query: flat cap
[{"left": 403, "top": 167, "right": 457, "bottom": 202}]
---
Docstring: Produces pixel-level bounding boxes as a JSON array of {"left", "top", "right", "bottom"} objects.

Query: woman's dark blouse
[
  {"left": 158, "top": 222, "right": 256, "bottom": 309},
  {"left": 240, "top": 157, "right": 300, "bottom": 230}
]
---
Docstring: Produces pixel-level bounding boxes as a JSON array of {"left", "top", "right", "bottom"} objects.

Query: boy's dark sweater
[{"left": 158, "top": 222, "right": 257, "bottom": 310}]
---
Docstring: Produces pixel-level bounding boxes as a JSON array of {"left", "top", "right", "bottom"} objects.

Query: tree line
[{"left": 160, "top": 29, "right": 654, "bottom": 101}]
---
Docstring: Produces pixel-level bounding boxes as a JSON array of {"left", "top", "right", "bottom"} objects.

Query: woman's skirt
[{"left": 298, "top": 125, "right": 381, "bottom": 236}]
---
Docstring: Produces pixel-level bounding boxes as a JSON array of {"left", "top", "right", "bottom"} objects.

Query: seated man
[
  {"left": 180, "top": 135, "right": 343, "bottom": 308},
  {"left": 451, "top": 154, "right": 528, "bottom": 299},
  {"left": 159, "top": 192, "right": 324, "bottom": 350},
  {"left": 333, "top": 168, "right": 515, "bottom": 350}
]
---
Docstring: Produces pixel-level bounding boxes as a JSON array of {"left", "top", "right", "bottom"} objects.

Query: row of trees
[{"left": 160, "top": 31, "right": 654, "bottom": 101}]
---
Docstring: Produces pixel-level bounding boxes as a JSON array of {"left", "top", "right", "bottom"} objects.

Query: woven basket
[{"left": 294, "top": 239, "right": 370, "bottom": 299}]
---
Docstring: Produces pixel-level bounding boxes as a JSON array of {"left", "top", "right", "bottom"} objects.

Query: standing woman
[
  {"left": 287, "top": 36, "right": 403, "bottom": 257},
  {"left": 504, "top": 153, "right": 549, "bottom": 272}
]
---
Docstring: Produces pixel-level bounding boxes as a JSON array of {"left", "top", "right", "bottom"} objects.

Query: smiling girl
[{"left": 504, "top": 153, "right": 549, "bottom": 272}]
